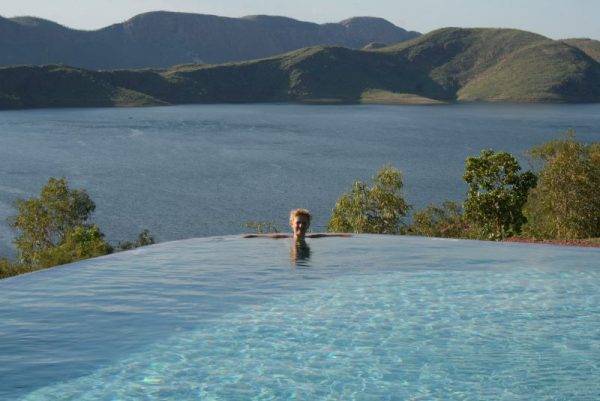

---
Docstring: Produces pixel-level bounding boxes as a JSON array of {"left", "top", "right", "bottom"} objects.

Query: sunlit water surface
[
  {"left": 0, "top": 236, "right": 598, "bottom": 400},
  {"left": 1, "top": 103, "right": 600, "bottom": 256}
]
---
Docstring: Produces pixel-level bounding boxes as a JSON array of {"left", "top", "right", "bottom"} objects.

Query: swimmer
[{"left": 244, "top": 209, "right": 351, "bottom": 241}]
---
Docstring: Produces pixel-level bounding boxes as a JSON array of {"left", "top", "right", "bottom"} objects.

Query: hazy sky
[{"left": 2, "top": 0, "right": 599, "bottom": 40}]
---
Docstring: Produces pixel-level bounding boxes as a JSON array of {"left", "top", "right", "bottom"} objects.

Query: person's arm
[
  {"left": 306, "top": 233, "right": 352, "bottom": 238},
  {"left": 243, "top": 233, "right": 290, "bottom": 239}
]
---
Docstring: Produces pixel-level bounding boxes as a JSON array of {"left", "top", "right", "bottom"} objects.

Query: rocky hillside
[{"left": 0, "top": 12, "right": 419, "bottom": 69}]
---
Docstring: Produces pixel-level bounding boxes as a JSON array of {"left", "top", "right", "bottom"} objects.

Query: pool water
[{"left": 1, "top": 236, "right": 599, "bottom": 400}]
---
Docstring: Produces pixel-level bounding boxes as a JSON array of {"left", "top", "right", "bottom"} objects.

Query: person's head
[{"left": 289, "top": 208, "right": 311, "bottom": 239}]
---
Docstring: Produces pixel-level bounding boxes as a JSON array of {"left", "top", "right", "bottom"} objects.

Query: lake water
[
  {"left": 1, "top": 103, "right": 599, "bottom": 256},
  {"left": 1, "top": 235, "right": 599, "bottom": 400}
]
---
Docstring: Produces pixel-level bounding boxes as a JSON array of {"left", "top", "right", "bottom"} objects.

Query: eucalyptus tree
[
  {"left": 463, "top": 150, "right": 537, "bottom": 240},
  {"left": 328, "top": 165, "right": 410, "bottom": 234}
]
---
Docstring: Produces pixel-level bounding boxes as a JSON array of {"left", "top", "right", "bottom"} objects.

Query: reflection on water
[{"left": 290, "top": 239, "right": 311, "bottom": 266}]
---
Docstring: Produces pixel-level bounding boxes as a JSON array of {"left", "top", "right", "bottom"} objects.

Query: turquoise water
[
  {"left": 1, "top": 103, "right": 600, "bottom": 257},
  {"left": 1, "top": 236, "right": 599, "bottom": 400}
]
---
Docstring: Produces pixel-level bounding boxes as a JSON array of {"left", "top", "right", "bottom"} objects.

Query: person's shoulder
[
  {"left": 243, "top": 234, "right": 290, "bottom": 239},
  {"left": 306, "top": 233, "right": 352, "bottom": 238}
]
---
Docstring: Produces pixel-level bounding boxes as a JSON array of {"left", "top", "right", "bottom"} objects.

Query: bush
[
  {"left": 0, "top": 258, "right": 33, "bottom": 279},
  {"left": 10, "top": 177, "right": 111, "bottom": 267},
  {"left": 523, "top": 133, "right": 600, "bottom": 239},
  {"left": 408, "top": 201, "right": 471, "bottom": 238},
  {"left": 244, "top": 221, "right": 280, "bottom": 234},
  {"left": 463, "top": 150, "right": 537, "bottom": 240},
  {"left": 35, "top": 225, "right": 113, "bottom": 268},
  {"left": 328, "top": 165, "right": 410, "bottom": 234},
  {"left": 117, "top": 229, "right": 156, "bottom": 251},
  {"left": 3, "top": 178, "right": 159, "bottom": 279}
]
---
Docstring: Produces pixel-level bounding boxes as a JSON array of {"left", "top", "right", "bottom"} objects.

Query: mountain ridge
[
  {"left": 0, "top": 11, "right": 419, "bottom": 69},
  {"left": 561, "top": 38, "right": 600, "bottom": 62},
  {"left": 1, "top": 27, "right": 600, "bottom": 109}
]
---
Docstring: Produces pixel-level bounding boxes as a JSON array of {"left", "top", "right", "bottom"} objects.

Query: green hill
[
  {"left": 379, "top": 28, "right": 549, "bottom": 85},
  {"left": 0, "top": 66, "right": 165, "bottom": 109},
  {"left": 1, "top": 27, "right": 600, "bottom": 109},
  {"left": 458, "top": 40, "right": 600, "bottom": 102}
]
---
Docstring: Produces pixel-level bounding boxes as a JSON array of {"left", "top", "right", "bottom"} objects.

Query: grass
[
  {"left": 458, "top": 41, "right": 600, "bottom": 102},
  {"left": 360, "top": 89, "right": 445, "bottom": 105}
]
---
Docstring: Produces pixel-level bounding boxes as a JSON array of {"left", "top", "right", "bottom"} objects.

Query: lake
[{"left": 1, "top": 103, "right": 599, "bottom": 256}]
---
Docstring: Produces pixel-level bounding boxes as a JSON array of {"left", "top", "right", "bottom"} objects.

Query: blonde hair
[{"left": 289, "top": 208, "right": 311, "bottom": 226}]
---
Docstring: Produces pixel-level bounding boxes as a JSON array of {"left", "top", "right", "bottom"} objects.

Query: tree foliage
[
  {"left": 244, "top": 221, "right": 280, "bottom": 234},
  {"left": 10, "top": 177, "right": 111, "bottom": 267},
  {"left": 0, "top": 258, "right": 33, "bottom": 280},
  {"left": 408, "top": 201, "right": 470, "bottom": 238},
  {"left": 523, "top": 133, "right": 600, "bottom": 239},
  {"left": 328, "top": 165, "right": 410, "bottom": 234},
  {"left": 463, "top": 150, "right": 537, "bottom": 240},
  {"left": 34, "top": 225, "right": 112, "bottom": 268},
  {"left": 118, "top": 229, "right": 156, "bottom": 251}
]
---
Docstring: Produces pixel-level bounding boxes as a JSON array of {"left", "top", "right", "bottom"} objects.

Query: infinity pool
[{"left": 1, "top": 236, "right": 599, "bottom": 400}]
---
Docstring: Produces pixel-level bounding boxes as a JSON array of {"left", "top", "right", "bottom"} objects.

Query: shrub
[
  {"left": 3, "top": 178, "right": 159, "bottom": 279},
  {"left": 118, "top": 229, "right": 156, "bottom": 251},
  {"left": 10, "top": 177, "right": 111, "bottom": 267},
  {"left": 328, "top": 165, "right": 410, "bottom": 234},
  {"left": 244, "top": 221, "right": 280, "bottom": 234},
  {"left": 35, "top": 225, "right": 113, "bottom": 268},
  {"left": 0, "top": 258, "right": 33, "bottom": 279},
  {"left": 523, "top": 133, "right": 600, "bottom": 239},
  {"left": 408, "top": 201, "right": 471, "bottom": 238},
  {"left": 463, "top": 150, "right": 537, "bottom": 240}
]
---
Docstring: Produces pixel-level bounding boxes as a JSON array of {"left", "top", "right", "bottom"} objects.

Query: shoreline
[
  {"left": 3, "top": 99, "right": 600, "bottom": 112},
  {"left": 504, "top": 237, "right": 600, "bottom": 248}
]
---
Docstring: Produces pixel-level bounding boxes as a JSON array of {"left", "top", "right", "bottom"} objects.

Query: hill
[
  {"left": 0, "top": 12, "right": 419, "bottom": 69},
  {"left": 562, "top": 38, "right": 600, "bottom": 62},
  {"left": 1, "top": 27, "right": 600, "bottom": 109},
  {"left": 376, "top": 28, "right": 600, "bottom": 102}
]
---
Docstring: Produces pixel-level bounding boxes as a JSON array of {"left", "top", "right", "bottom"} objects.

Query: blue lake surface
[
  {"left": 1, "top": 103, "right": 600, "bottom": 256},
  {"left": 0, "top": 235, "right": 599, "bottom": 400}
]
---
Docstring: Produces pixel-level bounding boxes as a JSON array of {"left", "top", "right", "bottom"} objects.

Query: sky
[{"left": 1, "top": 0, "right": 599, "bottom": 40}]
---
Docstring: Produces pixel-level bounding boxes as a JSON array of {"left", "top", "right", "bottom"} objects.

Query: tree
[
  {"left": 523, "top": 133, "right": 600, "bottom": 239},
  {"left": 408, "top": 201, "right": 470, "bottom": 238},
  {"left": 117, "top": 229, "right": 156, "bottom": 251},
  {"left": 0, "top": 258, "right": 32, "bottom": 279},
  {"left": 463, "top": 150, "right": 537, "bottom": 240},
  {"left": 35, "top": 226, "right": 112, "bottom": 268},
  {"left": 10, "top": 177, "right": 111, "bottom": 266},
  {"left": 244, "top": 221, "right": 280, "bottom": 234},
  {"left": 328, "top": 165, "right": 410, "bottom": 234}
]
